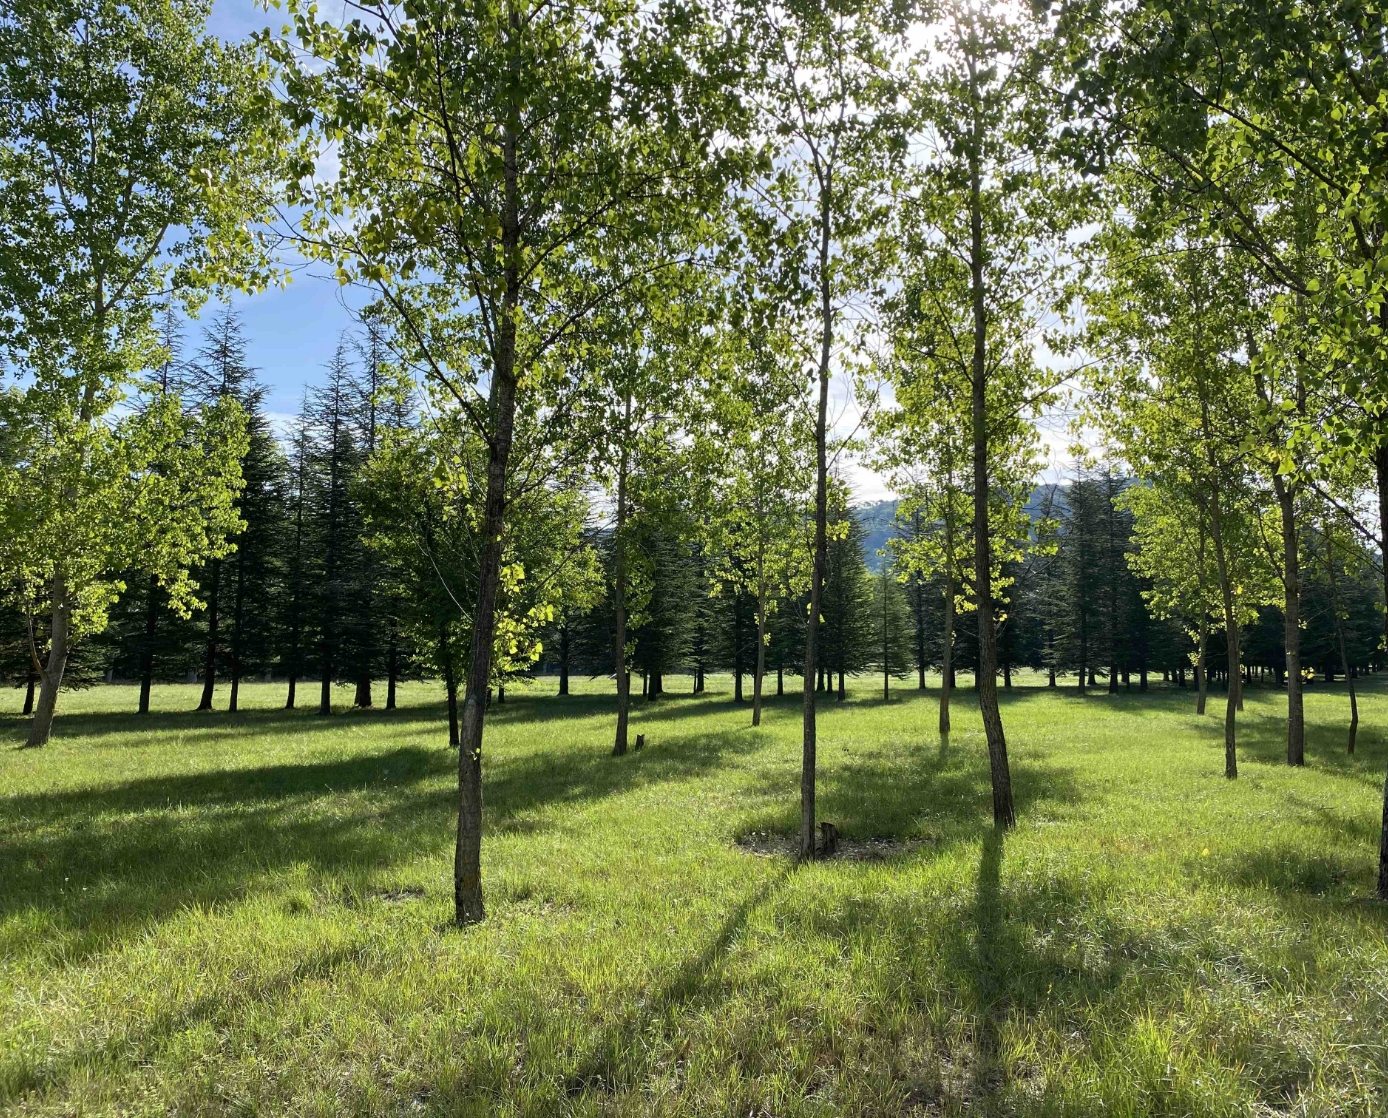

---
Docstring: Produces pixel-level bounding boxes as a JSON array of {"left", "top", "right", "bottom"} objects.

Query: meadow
[{"left": 2, "top": 674, "right": 1386, "bottom": 1116}]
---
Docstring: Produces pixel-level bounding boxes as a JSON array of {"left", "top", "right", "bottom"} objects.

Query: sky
[
  {"left": 205, "top": 1, "right": 368, "bottom": 424},
  {"left": 204, "top": 0, "right": 1082, "bottom": 505}
]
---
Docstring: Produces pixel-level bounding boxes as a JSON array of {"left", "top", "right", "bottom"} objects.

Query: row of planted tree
[{"left": 5, "top": 0, "right": 1388, "bottom": 923}]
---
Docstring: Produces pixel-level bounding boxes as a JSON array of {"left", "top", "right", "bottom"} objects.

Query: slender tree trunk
[
  {"left": 1078, "top": 606, "right": 1088, "bottom": 695},
  {"left": 229, "top": 551, "right": 246, "bottom": 714},
  {"left": 453, "top": 74, "right": 525, "bottom": 925},
  {"left": 1375, "top": 441, "right": 1388, "bottom": 898},
  {"left": 753, "top": 564, "right": 766, "bottom": 727},
  {"left": 1203, "top": 480, "right": 1239, "bottom": 780},
  {"left": 801, "top": 167, "right": 833, "bottom": 862},
  {"left": 777, "top": 663, "right": 784, "bottom": 695},
  {"left": 940, "top": 527, "right": 955, "bottom": 734},
  {"left": 967, "top": 69, "right": 1014, "bottom": 829},
  {"left": 443, "top": 629, "right": 459, "bottom": 748},
  {"left": 197, "top": 559, "right": 220, "bottom": 712},
  {"left": 558, "top": 624, "right": 570, "bottom": 696},
  {"left": 386, "top": 616, "right": 398, "bottom": 710},
  {"left": 1271, "top": 474, "right": 1304, "bottom": 761},
  {"left": 138, "top": 574, "right": 158, "bottom": 715},
  {"left": 613, "top": 394, "right": 631, "bottom": 756},
  {"left": 1196, "top": 615, "right": 1208, "bottom": 713},
  {"left": 23, "top": 668, "right": 36, "bottom": 716},
  {"left": 25, "top": 572, "right": 72, "bottom": 748}
]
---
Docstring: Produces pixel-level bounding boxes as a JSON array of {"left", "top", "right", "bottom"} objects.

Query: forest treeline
[
  {"left": 6, "top": 0, "right": 1388, "bottom": 923},
  {"left": 5, "top": 307, "right": 1380, "bottom": 728}
]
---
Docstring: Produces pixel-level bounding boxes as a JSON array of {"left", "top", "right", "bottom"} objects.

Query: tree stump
[{"left": 818, "top": 821, "right": 840, "bottom": 857}]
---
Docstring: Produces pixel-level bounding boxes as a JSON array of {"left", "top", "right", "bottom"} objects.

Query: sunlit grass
[{"left": 2, "top": 672, "right": 1386, "bottom": 1115}]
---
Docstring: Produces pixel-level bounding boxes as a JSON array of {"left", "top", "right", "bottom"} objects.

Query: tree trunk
[
  {"left": 801, "top": 165, "right": 833, "bottom": 863},
  {"left": 197, "top": 559, "right": 220, "bottom": 712},
  {"left": 355, "top": 675, "right": 373, "bottom": 708},
  {"left": 25, "top": 572, "right": 72, "bottom": 748},
  {"left": 940, "top": 539, "right": 954, "bottom": 734},
  {"left": 613, "top": 394, "right": 631, "bottom": 757},
  {"left": 753, "top": 578, "right": 766, "bottom": 727},
  {"left": 777, "top": 664, "right": 783, "bottom": 696},
  {"left": 1376, "top": 440, "right": 1388, "bottom": 898},
  {"left": 967, "top": 70, "right": 1014, "bottom": 829},
  {"left": 1271, "top": 474, "right": 1299, "bottom": 761},
  {"left": 443, "top": 634, "right": 459, "bottom": 748},
  {"left": 229, "top": 550, "right": 246, "bottom": 714},
  {"left": 837, "top": 666, "right": 845, "bottom": 701},
  {"left": 1202, "top": 472, "right": 1239, "bottom": 780},
  {"left": 139, "top": 574, "right": 158, "bottom": 715},
  {"left": 453, "top": 87, "right": 525, "bottom": 926},
  {"left": 386, "top": 617, "right": 398, "bottom": 710},
  {"left": 558, "top": 624, "right": 570, "bottom": 696},
  {"left": 1196, "top": 614, "right": 1208, "bottom": 714}
]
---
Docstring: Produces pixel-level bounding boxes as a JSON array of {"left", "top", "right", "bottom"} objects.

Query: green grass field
[{"left": 3, "top": 674, "right": 1387, "bottom": 1116}]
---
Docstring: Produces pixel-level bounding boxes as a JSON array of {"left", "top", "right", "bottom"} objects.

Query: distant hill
[{"left": 853, "top": 485, "right": 1063, "bottom": 571}]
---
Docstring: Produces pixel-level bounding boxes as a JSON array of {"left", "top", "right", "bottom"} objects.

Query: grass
[{"left": 2, "top": 671, "right": 1387, "bottom": 1116}]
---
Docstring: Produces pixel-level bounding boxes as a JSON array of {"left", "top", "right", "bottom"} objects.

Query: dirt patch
[
  {"left": 735, "top": 830, "right": 934, "bottom": 861},
  {"left": 371, "top": 885, "right": 427, "bottom": 903}
]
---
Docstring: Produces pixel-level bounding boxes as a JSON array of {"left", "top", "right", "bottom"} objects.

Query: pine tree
[
  {"left": 185, "top": 305, "right": 259, "bottom": 712},
  {"left": 820, "top": 501, "right": 874, "bottom": 699},
  {"left": 306, "top": 340, "right": 366, "bottom": 716},
  {"left": 871, "top": 558, "right": 913, "bottom": 700}
]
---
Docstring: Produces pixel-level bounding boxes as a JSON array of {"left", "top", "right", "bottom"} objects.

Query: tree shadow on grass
[
  {"left": 735, "top": 726, "right": 1084, "bottom": 856},
  {"left": 0, "top": 727, "right": 764, "bottom": 973},
  {"left": 0, "top": 686, "right": 764, "bottom": 746},
  {"left": 1234, "top": 713, "right": 1388, "bottom": 791}
]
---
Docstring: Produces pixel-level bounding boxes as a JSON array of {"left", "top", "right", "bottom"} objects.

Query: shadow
[
  {"left": 736, "top": 726, "right": 1084, "bottom": 857},
  {"left": 0, "top": 747, "right": 454, "bottom": 975},
  {"left": 552, "top": 867, "right": 791, "bottom": 1103},
  {"left": 0, "top": 698, "right": 453, "bottom": 746},
  {"left": 1212, "top": 846, "right": 1359, "bottom": 899},
  {"left": 0, "top": 723, "right": 763, "bottom": 978},
  {"left": 0, "top": 686, "right": 780, "bottom": 746},
  {"left": 970, "top": 827, "right": 1007, "bottom": 1103}
]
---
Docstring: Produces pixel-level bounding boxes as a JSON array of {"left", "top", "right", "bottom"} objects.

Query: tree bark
[
  {"left": 1376, "top": 440, "right": 1388, "bottom": 898},
  {"left": 558, "top": 623, "right": 570, "bottom": 696},
  {"left": 940, "top": 523, "right": 955, "bottom": 734},
  {"left": 25, "top": 571, "right": 72, "bottom": 748},
  {"left": 1202, "top": 474, "right": 1239, "bottom": 779},
  {"left": 967, "top": 58, "right": 1015, "bottom": 829},
  {"left": 801, "top": 162, "right": 833, "bottom": 863},
  {"left": 1275, "top": 471, "right": 1303, "bottom": 765},
  {"left": 753, "top": 555, "right": 766, "bottom": 727},
  {"left": 443, "top": 629, "right": 459, "bottom": 748},
  {"left": 138, "top": 574, "right": 158, "bottom": 715},
  {"left": 386, "top": 616, "right": 398, "bottom": 710},
  {"left": 197, "top": 559, "right": 220, "bottom": 712},
  {"left": 612, "top": 393, "right": 631, "bottom": 757},
  {"left": 23, "top": 668, "right": 36, "bottom": 716},
  {"left": 229, "top": 550, "right": 246, "bottom": 714},
  {"left": 453, "top": 65, "right": 525, "bottom": 925}
]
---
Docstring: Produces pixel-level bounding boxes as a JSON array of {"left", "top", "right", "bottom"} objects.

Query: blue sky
[{"left": 205, "top": 0, "right": 361, "bottom": 423}]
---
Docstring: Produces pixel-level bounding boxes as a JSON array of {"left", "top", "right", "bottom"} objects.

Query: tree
[
  {"left": 698, "top": 312, "right": 813, "bottom": 726},
  {"left": 734, "top": 0, "right": 904, "bottom": 858},
  {"left": 820, "top": 497, "right": 873, "bottom": 699},
  {"left": 184, "top": 305, "right": 287, "bottom": 713},
  {"left": 872, "top": 556, "right": 912, "bottom": 699},
  {"left": 0, "top": 0, "right": 280, "bottom": 746},
  {"left": 277, "top": 0, "right": 728, "bottom": 923}
]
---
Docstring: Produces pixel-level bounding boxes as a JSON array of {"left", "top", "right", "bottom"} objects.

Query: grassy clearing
[{"left": 2, "top": 673, "right": 1387, "bottom": 1116}]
